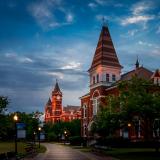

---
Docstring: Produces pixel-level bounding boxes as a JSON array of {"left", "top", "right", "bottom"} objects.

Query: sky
[{"left": 0, "top": 0, "right": 160, "bottom": 113}]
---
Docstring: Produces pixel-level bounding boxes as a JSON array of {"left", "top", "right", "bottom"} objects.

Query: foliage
[
  {"left": 44, "top": 119, "right": 81, "bottom": 141},
  {"left": 0, "top": 96, "right": 9, "bottom": 114},
  {"left": 69, "top": 136, "right": 83, "bottom": 145},
  {"left": 0, "top": 111, "right": 40, "bottom": 141},
  {"left": 92, "top": 76, "right": 160, "bottom": 140}
]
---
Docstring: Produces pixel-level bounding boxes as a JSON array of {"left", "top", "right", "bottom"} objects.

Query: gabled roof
[
  {"left": 121, "top": 66, "right": 153, "bottom": 81},
  {"left": 52, "top": 80, "right": 62, "bottom": 95},
  {"left": 151, "top": 69, "right": 160, "bottom": 78},
  {"left": 88, "top": 25, "right": 122, "bottom": 72}
]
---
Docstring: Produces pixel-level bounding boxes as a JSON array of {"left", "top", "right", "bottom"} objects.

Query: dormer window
[
  {"left": 112, "top": 74, "right": 116, "bottom": 82},
  {"left": 97, "top": 74, "right": 99, "bottom": 83},
  {"left": 106, "top": 73, "right": 109, "bottom": 82}
]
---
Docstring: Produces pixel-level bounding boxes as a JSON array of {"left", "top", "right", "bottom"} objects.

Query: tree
[
  {"left": 44, "top": 119, "right": 81, "bottom": 141},
  {"left": 92, "top": 76, "right": 160, "bottom": 140},
  {"left": 0, "top": 96, "right": 8, "bottom": 114},
  {"left": 117, "top": 77, "right": 160, "bottom": 140}
]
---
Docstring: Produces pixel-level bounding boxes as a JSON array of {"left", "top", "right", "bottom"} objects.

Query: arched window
[{"left": 93, "top": 98, "right": 99, "bottom": 115}]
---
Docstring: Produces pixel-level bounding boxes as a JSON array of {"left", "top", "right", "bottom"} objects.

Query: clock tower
[{"left": 51, "top": 80, "right": 62, "bottom": 122}]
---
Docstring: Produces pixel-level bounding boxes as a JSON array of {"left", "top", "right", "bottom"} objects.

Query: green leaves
[
  {"left": 0, "top": 96, "right": 8, "bottom": 114},
  {"left": 92, "top": 76, "right": 160, "bottom": 140}
]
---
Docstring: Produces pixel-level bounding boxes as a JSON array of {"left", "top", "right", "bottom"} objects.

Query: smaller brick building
[
  {"left": 44, "top": 81, "right": 81, "bottom": 123},
  {"left": 80, "top": 24, "right": 160, "bottom": 141}
]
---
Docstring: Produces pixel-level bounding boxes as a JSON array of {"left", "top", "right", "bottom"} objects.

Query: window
[
  {"left": 93, "top": 98, "right": 99, "bottom": 115},
  {"left": 93, "top": 76, "right": 95, "bottom": 84},
  {"left": 106, "top": 73, "right": 109, "bottom": 82},
  {"left": 83, "top": 105, "right": 87, "bottom": 118},
  {"left": 112, "top": 74, "right": 116, "bottom": 81},
  {"left": 153, "top": 119, "right": 160, "bottom": 137},
  {"left": 84, "top": 125, "right": 87, "bottom": 136},
  {"left": 97, "top": 74, "right": 99, "bottom": 83}
]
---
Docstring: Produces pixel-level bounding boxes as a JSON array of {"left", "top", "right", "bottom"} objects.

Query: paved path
[{"left": 26, "top": 143, "right": 117, "bottom": 160}]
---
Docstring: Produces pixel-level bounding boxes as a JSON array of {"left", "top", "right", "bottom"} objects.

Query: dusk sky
[{"left": 0, "top": 0, "right": 160, "bottom": 113}]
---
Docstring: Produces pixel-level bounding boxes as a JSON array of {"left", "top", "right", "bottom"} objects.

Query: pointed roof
[
  {"left": 151, "top": 69, "right": 160, "bottom": 78},
  {"left": 52, "top": 80, "right": 62, "bottom": 95},
  {"left": 89, "top": 25, "right": 122, "bottom": 71},
  {"left": 135, "top": 57, "right": 140, "bottom": 69},
  {"left": 46, "top": 98, "right": 52, "bottom": 106}
]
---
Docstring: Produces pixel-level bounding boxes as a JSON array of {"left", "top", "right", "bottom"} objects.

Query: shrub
[{"left": 69, "top": 136, "right": 83, "bottom": 146}]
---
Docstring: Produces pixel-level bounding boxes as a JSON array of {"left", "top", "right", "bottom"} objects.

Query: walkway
[{"left": 25, "top": 143, "right": 118, "bottom": 160}]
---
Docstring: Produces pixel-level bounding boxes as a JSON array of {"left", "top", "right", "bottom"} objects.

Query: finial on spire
[
  {"left": 56, "top": 79, "right": 58, "bottom": 83},
  {"left": 135, "top": 56, "right": 139, "bottom": 69},
  {"left": 102, "top": 16, "right": 107, "bottom": 27}
]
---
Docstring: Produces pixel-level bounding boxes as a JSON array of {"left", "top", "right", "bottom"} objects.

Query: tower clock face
[{"left": 57, "top": 95, "right": 61, "bottom": 100}]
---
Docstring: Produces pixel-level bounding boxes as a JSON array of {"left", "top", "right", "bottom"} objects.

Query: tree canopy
[
  {"left": 0, "top": 96, "right": 9, "bottom": 114},
  {"left": 92, "top": 76, "right": 160, "bottom": 140}
]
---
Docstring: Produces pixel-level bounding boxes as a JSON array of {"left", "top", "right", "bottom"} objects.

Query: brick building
[
  {"left": 44, "top": 81, "right": 81, "bottom": 123},
  {"left": 80, "top": 25, "right": 160, "bottom": 140}
]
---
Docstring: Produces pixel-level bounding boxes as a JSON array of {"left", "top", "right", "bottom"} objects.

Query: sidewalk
[{"left": 24, "top": 143, "right": 119, "bottom": 160}]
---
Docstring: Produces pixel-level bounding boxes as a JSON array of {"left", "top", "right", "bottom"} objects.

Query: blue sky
[{"left": 0, "top": 0, "right": 160, "bottom": 113}]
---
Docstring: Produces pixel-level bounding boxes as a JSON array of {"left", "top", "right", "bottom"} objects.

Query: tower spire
[
  {"left": 52, "top": 79, "right": 61, "bottom": 95},
  {"left": 89, "top": 24, "right": 122, "bottom": 72},
  {"left": 135, "top": 56, "right": 139, "bottom": 69}
]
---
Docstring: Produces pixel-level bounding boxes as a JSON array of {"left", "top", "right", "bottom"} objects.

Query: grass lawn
[
  {"left": 0, "top": 141, "right": 46, "bottom": 154},
  {"left": 105, "top": 148, "right": 160, "bottom": 160}
]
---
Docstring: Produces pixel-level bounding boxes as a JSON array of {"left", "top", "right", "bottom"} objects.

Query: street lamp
[
  {"left": 33, "top": 132, "right": 36, "bottom": 144},
  {"left": 38, "top": 127, "right": 41, "bottom": 148},
  {"left": 13, "top": 114, "right": 18, "bottom": 155},
  {"left": 64, "top": 130, "right": 68, "bottom": 144},
  {"left": 128, "top": 123, "right": 131, "bottom": 139},
  {"left": 128, "top": 123, "right": 131, "bottom": 127}
]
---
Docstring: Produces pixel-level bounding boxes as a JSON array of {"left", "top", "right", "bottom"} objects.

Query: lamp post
[
  {"left": 38, "top": 127, "right": 41, "bottom": 148},
  {"left": 33, "top": 132, "right": 36, "bottom": 144},
  {"left": 13, "top": 114, "right": 18, "bottom": 155},
  {"left": 128, "top": 123, "right": 131, "bottom": 139},
  {"left": 64, "top": 130, "right": 67, "bottom": 144}
]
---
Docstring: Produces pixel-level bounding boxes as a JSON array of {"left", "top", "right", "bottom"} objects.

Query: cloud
[
  {"left": 121, "top": 15, "right": 155, "bottom": 26},
  {"left": 95, "top": 0, "right": 106, "bottom": 5},
  {"left": 138, "top": 40, "right": 153, "bottom": 47},
  {"left": 61, "top": 61, "right": 81, "bottom": 70},
  {"left": 88, "top": 3, "right": 97, "bottom": 9},
  {"left": 131, "top": 1, "right": 153, "bottom": 15},
  {"left": 66, "top": 13, "right": 74, "bottom": 23},
  {"left": 128, "top": 29, "right": 138, "bottom": 36},
  {"left": 28, "top": 0, "right": 74, "bottom": 30},
  {"left": 0, "top": 39, "right": 94, "bottom": 112},
  {"left": 5, "top": 53, "right": 34, "bottom": 63},
  {"left": 120, "top": 1, "right": 156, "bottom": 27},
  {"left": 138, "top": 40, "right": 160, "bottom": 50}
]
